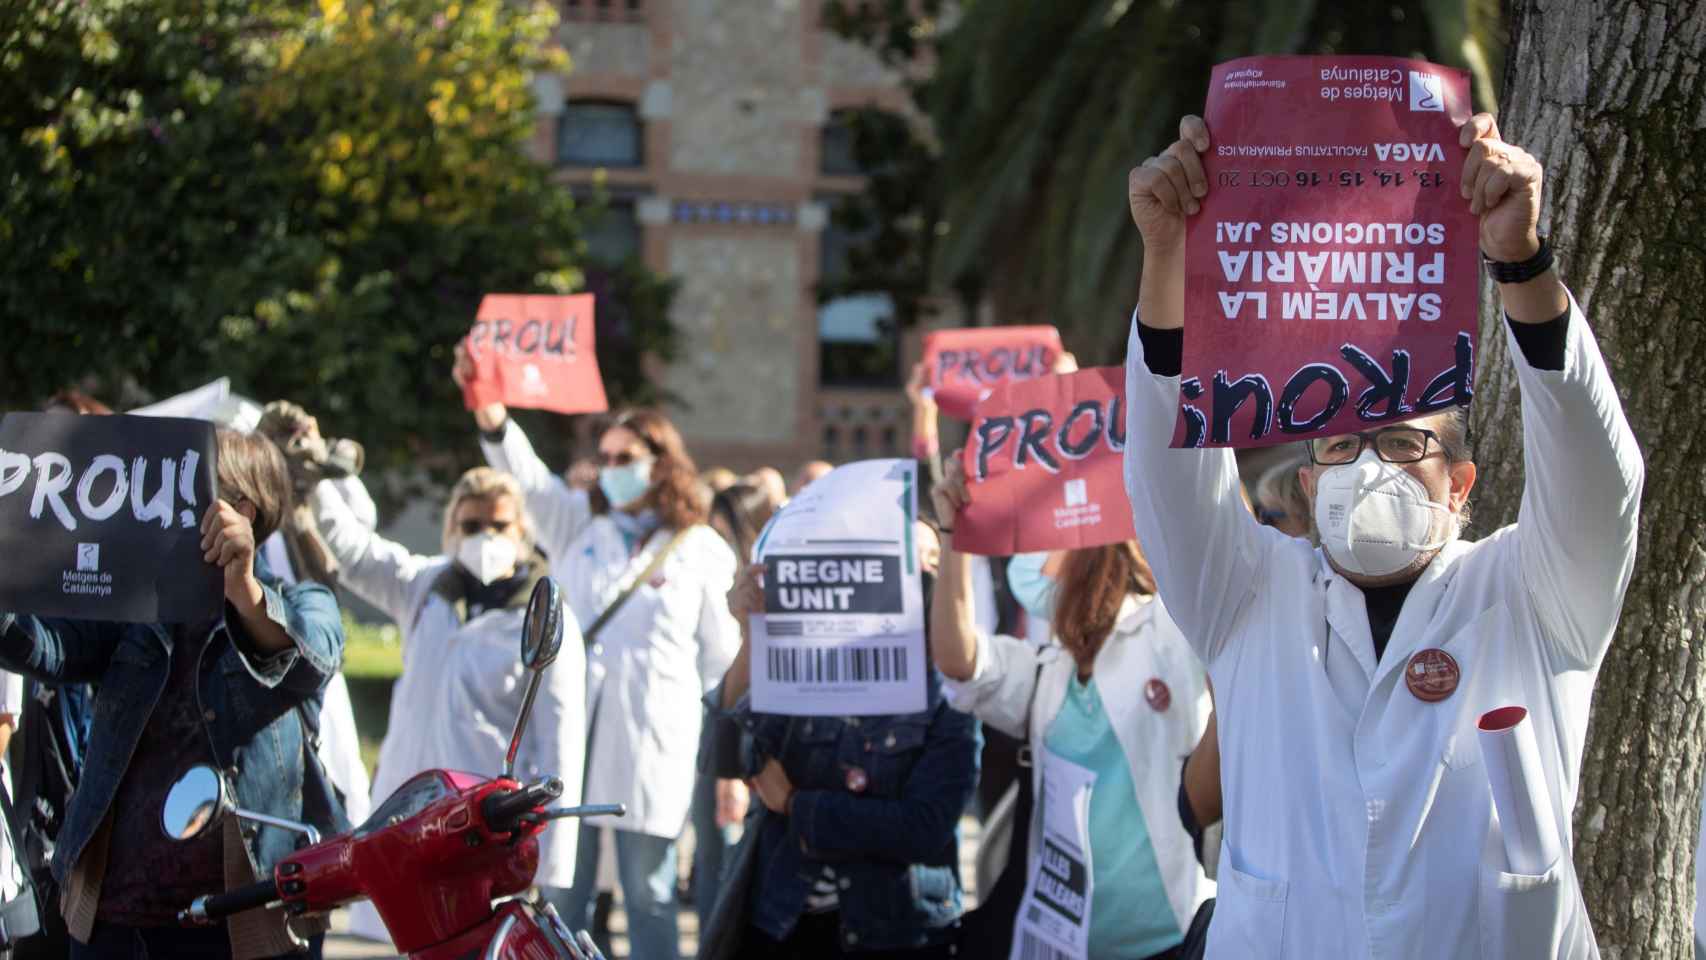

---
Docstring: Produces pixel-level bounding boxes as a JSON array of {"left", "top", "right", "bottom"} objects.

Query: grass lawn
[{"left": 341, "top": 616, "right": 401, "bottom": 774}]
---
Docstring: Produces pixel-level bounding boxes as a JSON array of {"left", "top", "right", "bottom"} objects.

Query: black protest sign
[
  {"left": 764, "top": 554, "right": 904, "bottom": 615},
  {"left": 0, "top": 414, "right": 221, "bottom": 623}
]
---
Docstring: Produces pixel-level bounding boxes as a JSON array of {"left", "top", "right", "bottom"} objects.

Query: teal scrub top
[{"left": 1042, "top": 673, "right": 1183, "bottom": 959}]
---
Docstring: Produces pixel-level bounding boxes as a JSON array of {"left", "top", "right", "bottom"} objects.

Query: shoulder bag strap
[
  {"left": 582, "top": 527, "right": 691, "bottom": 647},
  {"left": 1017, "top": 658, "right": 1046, "bottom": 769}
]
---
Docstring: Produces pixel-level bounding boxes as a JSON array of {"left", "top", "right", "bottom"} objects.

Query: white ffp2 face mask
[
  {"left": 457, "top": 533, "right": 520, "bottom": 586},
  {"left": 1313, "top": 450, "right": 1455, "bottom": 578}
]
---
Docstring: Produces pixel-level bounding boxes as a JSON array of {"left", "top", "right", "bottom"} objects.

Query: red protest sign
[
  {"left": 461, "top": 294, "right": 609, "bottom": 415},
  {"left": 921, "top": 326, "right": 1064, "bottom": 420},
  {"left": 954, "top": 367, "right": 1135, "bottom": 556},
  {"left": 1176, "top": 55, "right": 1478, "bottom": 448}
]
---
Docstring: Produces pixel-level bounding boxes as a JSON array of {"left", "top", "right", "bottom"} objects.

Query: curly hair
[
  {"left": 590, "top": 408, "right": 707, "bottom": 531},
  {"left": 1051, "top": 541, "right": 1158, "bottom": 674}
]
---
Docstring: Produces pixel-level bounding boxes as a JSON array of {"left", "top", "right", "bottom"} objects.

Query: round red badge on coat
[
  {"left": 1144, "top": 678, "right": 1171, "bottom": 712},
  {"left": 845, "top": 766, "right": 869, "bottom": 794},
  {"left": 1404, "top": 648, "right": 1461, "bottom": 702}
]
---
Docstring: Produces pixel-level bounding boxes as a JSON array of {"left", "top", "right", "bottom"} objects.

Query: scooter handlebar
[
  {"left": 481, "top": 777, "right": 564, "bottom": 833},
  {"left": 179, "top": 878, "right": 280, "bottom": 925}
]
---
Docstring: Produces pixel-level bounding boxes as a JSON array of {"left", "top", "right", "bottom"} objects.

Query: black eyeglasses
[
  {"left": 459, "top": 518, "right": 515, "bottom": 536},
  {"left": 1308, "top": 427, "right": 1441, "bottom": 465}
]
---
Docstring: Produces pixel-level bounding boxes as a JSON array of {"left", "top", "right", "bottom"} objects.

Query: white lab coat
[
  {"left": 0, "top": 670, "right": 22, "bottom": 904},
  {"left": 1122, "top": 297, "right": 1643, "bottom": 960},
  {"left": 943, "top": 596, "right": 1215, "bottom": 936},
  {"left": 259, "top": 484, "right": 375, "bottom": 829},
  {"left": 481, "top": 421, "right": 741, "bottom": 839},
  {"left": 311, "top": 483, "right": 587, "bottom": 888}
]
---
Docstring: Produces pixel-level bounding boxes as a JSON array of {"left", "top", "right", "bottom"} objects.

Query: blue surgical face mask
[
  {"left": 1006, "top": 551, "right": 1056, "bottom": 623},
  {"left": 598, "top": 458, "right": 654, "bottom": 509}
]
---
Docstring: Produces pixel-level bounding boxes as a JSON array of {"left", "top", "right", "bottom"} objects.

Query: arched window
[{"left": 557, "top": 101, "right": 643, "bottom": 168}]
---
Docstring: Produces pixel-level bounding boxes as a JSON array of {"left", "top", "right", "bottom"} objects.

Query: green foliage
[
  {"left": 341, "top": 612, "right": 402, "bottom": 680},
  {"left": 824, "top": 0, "right": 1504, "bottom": 361},
  {"left": 0, "top": 0, "right": 676, "bottom": 481}
]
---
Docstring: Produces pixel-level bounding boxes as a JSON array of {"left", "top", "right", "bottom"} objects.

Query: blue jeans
[
  {"left": 544, "top": 826, "right": 680, "bottom": 960},
  {"left": 691, "top": 770, "right": 736, "bottom": 914}
]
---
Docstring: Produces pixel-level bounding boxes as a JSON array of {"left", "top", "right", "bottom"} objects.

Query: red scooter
[{"left": 162, "top": 577, "right": 624, "bottom": 959}]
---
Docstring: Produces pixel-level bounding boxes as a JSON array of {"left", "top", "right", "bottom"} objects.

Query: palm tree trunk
[{"left": 1471, "top": 1, "right": 1706, "bottom": 955}]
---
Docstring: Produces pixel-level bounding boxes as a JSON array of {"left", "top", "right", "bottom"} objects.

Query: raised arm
[
  {"left": 927, "top": 455, "right": 981, "bottom": 683},
  {"left": 1457, "top": 114, "right": 1645, "bottom": 669},
  {"left": 453, "top": 343, "right": 593, "bottom": 557},
  {"left": 476, "top": 420, "right": 591, "bottom": 560},
  {"left": 1122, "top": 116, "right": 1268, "bottom": 663},
  {"left": 309, "top": 480, "right": 440, "bottom": 626},
  {"left": 928, "top": 456, "right": 1048, "bottom": 737}
]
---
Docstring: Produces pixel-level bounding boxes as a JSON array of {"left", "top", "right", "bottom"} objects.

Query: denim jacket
[
  {"left": 701, "top": 671, "right": 980, "bottom": 952},
  {"left": 0, "top": 563, "right": 347, "bottom": 889}
]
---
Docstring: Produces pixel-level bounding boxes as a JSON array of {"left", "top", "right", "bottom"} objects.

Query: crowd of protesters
[{"left": 0, "top": 106, "right": 1652, "bottom": 960}]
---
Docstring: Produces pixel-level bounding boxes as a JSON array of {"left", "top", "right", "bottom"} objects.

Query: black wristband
[
  {"left": 479, "top": 421, "right": 507, "bottom": 444},
  {"left": 1483, "top": 235, "right": 1554, "bottom": 284}
]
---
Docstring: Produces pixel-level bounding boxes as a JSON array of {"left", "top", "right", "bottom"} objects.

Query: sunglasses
[{"left": 459, "top": 518, "right": 515, "bottom": 536}]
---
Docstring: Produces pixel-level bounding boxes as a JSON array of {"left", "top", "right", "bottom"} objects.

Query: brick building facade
[{"left": 536, "top": 0, "right": 942, "bottom": 477}]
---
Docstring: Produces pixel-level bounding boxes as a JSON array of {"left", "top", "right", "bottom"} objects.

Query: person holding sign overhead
[
  {"left": 454, "top": 349, "right": 741, "bottom": 960},
  {"left": 929, "top": 453, "right": 1215, "bottom": 960},
  {"left": 0, "top": 429, "right": 347, "bottom": 960},
  {"left": 1123, "top": 105, "right": 1643, "bottom": 957}
]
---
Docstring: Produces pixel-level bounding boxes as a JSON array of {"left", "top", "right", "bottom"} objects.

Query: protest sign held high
[
  {"left": 955, "top": 367, "right": 1135, "bottom": 555},
  {"left": 922, "top": 326, "right": 1064, "bottom": 420},
  {"left": 1176, "top": 55, "right": 1478, "bottom": 448},
  {"left": 0, "top": 413, "right": 221, "bottom": 622},
  {"left": 461, "top": 293, "right": 609, "bottom": 415},
  {"left": 751, "top": 458, "right": 926, "bottom": 716}
]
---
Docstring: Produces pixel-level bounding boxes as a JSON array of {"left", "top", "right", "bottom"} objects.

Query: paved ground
[{"left": 324, "top": 817, "right": 986, "bottom": 959}]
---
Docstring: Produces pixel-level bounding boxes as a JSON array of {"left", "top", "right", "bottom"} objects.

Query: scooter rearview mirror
[
  {"left": 507, "top": 576, "right": 564, "bottom": 779},
  {"left": 520, "top": 577, "right": 564, "bottom": 671},
  {"left": 162, "top": 764, "right": 226, "bottom": 841}
]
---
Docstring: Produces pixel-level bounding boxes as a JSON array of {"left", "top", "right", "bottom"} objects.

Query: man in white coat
[{"left": 1122, "top": 112, "right": 1643, "bottom": 959}]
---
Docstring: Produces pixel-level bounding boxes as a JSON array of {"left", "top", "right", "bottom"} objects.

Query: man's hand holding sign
[{"left": 1123, "top": 57, "right": 1642, "bottom": 959}]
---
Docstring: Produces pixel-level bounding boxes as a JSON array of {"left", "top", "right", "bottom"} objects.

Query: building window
[
  {"left": 562, "top": 0, "right": 645, "bottom": 22},
  {"left": 819, "top": 293, "right": 899, "bottom": 388},
  {"left": 818, "top": 191, "right": 895, "bottom": 388},
  {"left": 557, "top": 101, "right": 643, "bottom": 168},
  {"left": 820, "top": 110, "right": 862, "bottom": 176},
  {"left": 582, "top": 196, "right": 642, "bottom": 264}
]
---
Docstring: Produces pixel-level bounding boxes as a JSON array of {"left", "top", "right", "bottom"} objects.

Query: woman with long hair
[
  {"left": 930, "top": 455, "right": 1216, "bottom": 960},
  {"left": 456, "top": 352, "right": 742, "bottom": 960}
]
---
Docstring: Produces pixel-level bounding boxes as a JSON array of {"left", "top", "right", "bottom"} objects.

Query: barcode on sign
[
  {"left": 765, "top": 646, "right": 909, "bottom": 685},
  {"left": 1017, "top": 931, "right": 1074, "bottom": 960}
]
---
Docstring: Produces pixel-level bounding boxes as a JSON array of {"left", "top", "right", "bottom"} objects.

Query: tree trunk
[{"left": 1471, "top": 1, "right": 1706, "bottom": 955}]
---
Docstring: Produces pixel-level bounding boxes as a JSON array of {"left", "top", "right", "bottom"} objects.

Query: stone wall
[
  {"left": 662, "top": 233, "right": 802, "bottom": 444},
  {"left": 559, "top": 21, "right": 648, "bottom": 78},
  {"left": 668, "top": 0, "right": 808, "bottom": 176}
]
